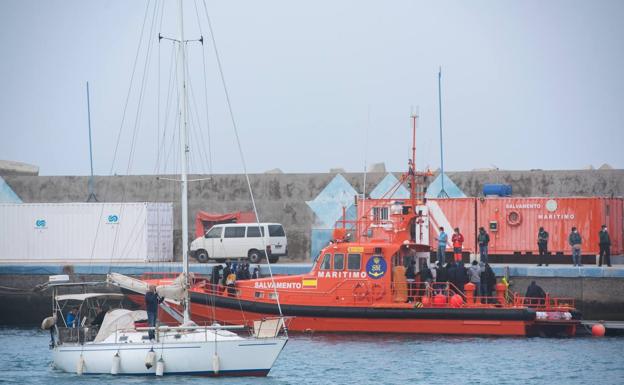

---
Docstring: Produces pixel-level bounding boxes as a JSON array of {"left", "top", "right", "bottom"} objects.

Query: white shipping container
[{"left": 0, "top": 202, "right": 173, "bottom": 263}]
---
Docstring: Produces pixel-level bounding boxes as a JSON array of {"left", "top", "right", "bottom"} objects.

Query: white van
[{"left": 190, "top": 223, "right": 287, "bottom": 264}]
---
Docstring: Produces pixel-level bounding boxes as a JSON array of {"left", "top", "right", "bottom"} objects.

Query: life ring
[
  {"left": 353, "top": 282, "right": 369, "bottom": 301},
  {"left": 507, "top": 210, "right": 522, "bottom": 226},
  {"left": 370, "top": 283, "right": 385, "bottom": 301}
]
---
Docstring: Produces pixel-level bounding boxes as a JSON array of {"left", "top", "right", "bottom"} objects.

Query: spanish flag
[{"left": 302, "top": 278, "right": 317, "bottom": 288}]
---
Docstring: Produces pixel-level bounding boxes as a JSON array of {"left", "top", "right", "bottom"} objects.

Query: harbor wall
[{"left": 2, "top": 169, "right": 623, "bottom": 260}]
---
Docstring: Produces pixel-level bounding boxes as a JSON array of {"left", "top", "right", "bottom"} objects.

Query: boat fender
[
  {"left": 155, "top": 357, "right": 165, "bottom": 376},
  {"left": 352, "top": 282, "right": 369, "bottom": 300},
  {"left": 111, "top": 352, "right": 120, "bottom": 375},
  {"left": 212, "top": 353, "right": 220, "bottom": 375},
  {"left": 41, "top": 315, "right": 56, "bottom": 330},
  {"left": 76, "top": 354, "right": 85, "bottom": 375},
  {"left": 145, "top": 348, "right": 156, "bottom": 369},
  {"left": 370, "top": 283, "right": 385, "bottom": 301}
]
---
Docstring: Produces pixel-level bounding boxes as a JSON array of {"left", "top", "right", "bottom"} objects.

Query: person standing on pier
[
  {"left": 145, "top": 285, "right": 164, "bottom": 340},
  {"left": 569, "top": 227, "right": 583, "bottom": 267},
  {"left": 452, "top": 228, "right": 464, "bottom": 262},
  {"left": 537, "top": 227, "right": 549, "bottom": 266},
  {"left": 598, "top": 225, "right": 612, "bottom": 267},
  {"left": 435, "top": 227, "right": 448, "bottom": 265},
  {"left": 477, "top": 227, "right": 490, "bottom": 264}
]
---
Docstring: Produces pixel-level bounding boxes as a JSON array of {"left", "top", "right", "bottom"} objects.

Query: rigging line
[
  {"left": 363, "top": 105, "right": 370, "bottom": 199},
  {"left": 108, "top": 0, "right": 160, "bottom": 271},
  {"left": 193, "top": 0, "right": 214, "bottom": 175},
  {"left": 186, "top": 68, "right": 212, "bottom": 174},
  {"left": 155, "top": 43, "right": 178, "bottom": 174},
  {"left": 90, "top": 0, "right": 154, "bottom": 275},
  {"left": 108, "top": 0, "right": 153, "bottom": 176},
  {"left": 125, "top": 0, "right": 160, "bottom": 175},
  {"left": 201, "top": 0, "right": 285, "bottom": 322}
]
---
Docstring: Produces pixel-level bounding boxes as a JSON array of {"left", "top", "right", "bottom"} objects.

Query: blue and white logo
[
  {"left": 107, "top": 214, "right": 119, "bottom": 224},
  {"left": 35, "top": 219, "right": 47, "bottom": 229},
  {"left": 366, "top": 256, "right": 387, "bottom": 279}
]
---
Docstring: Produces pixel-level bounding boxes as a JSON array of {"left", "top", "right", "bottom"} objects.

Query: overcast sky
[{"left": 1, "top": 0, "right": 623, "bottom": 176}]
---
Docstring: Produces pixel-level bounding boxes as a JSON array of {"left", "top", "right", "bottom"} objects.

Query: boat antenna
[
  {"left": 362, "top": 105, "right": 370, "bottom": 199},
  {"left": 86, "top": 81, "right": 98, "bottom": 202},
  {"left": 177, "top": 0, "right": 192, "bottom": 324},
  {"left": 410, "top": 110, "right": 418, "bottom": 203},
  {"left": 437, "top": 67, "right": 449, "bottom": 198}
]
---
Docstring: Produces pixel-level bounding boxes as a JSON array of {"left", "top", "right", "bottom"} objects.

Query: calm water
[{"left": 1, "top": 327, "right": 623, "bottom": 385}]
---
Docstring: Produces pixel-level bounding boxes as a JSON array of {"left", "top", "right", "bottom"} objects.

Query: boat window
[
  {"left": 224, "top": 226, "right": 246, "bottom": 238},
  {"left": 372, "top": 207, "right": 389, "bottom": 221},
  {"left": 268, "top": 225, "right": 285, "bottom": 237},
  {"left": 347, "top": 254, "right": 361, "bottom": 270},
  {"left": 246, "top": 226, "right": 265, "bottom": 237},
  {"left": 205, "top": 226, "right": 222, "bottom": 239},
  {"left": 254, "top": 292, "right": 264, "bottom": 298},
  {"left": 320, "top": 254, "right": 331, "bottom": 270},
  {"left": 333, "top": 254, "right": 345, "bottom": 270}
]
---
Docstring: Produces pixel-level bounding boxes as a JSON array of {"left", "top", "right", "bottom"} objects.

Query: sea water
[{"left": 1, "top": 327, "right": 623, "bottom": 385}]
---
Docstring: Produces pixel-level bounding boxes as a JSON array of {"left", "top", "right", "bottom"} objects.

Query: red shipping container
[
  {"left": 427, "top": 198, "right": 477, "bottom": 253},
  {"left": 476, "top": 197, "right": 623, "bottom": 256}
]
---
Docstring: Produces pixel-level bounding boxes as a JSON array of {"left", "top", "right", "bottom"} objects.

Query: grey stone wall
[{"left": 3, "top": 170, "right": 623, "bottom": 260}]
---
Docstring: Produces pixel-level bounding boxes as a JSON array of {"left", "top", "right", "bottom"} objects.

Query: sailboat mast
[{"left": 177, "top": 0, "right": 191, "bottom": 324}]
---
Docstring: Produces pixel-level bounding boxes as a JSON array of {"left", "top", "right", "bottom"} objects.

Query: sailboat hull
[{"left": 52, "top": 338, "right": 286, "bottom": 376}]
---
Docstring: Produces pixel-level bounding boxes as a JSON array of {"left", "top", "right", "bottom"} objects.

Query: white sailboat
[{"left": 44, "top": 0, "right": 287, "bottom": 376}]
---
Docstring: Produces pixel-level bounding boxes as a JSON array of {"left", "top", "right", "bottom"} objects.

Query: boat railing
[
  {"left": 56, "top": 326, "right": 99, "bottom": 345},
  {"left": 510, "top": 293, "right": 576, "bottom": 311}
]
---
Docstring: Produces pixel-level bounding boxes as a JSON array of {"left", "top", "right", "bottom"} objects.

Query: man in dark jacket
[
  {"left": 405, "top": 260, "right": 417, "bottom": 302},
  {"left": 145, "top": 285, "right": 164, "bottom": 340},
  {"left": 537, "top": 227, "right": 549, "bottom": 266},
  {"left": 477, "top": 227, "right": 490, "bottom": 264},
  {"left": 210, "top": 265, "right": 223, "bottom": 292},
  {"left": 568, "top": 227, "right": 582, "bottom": 267},
  {"left": 599, "top": 225, "right": 612, "bottom": 267},
  {"left": 525, "top": 281, "right": 546, "bottom": 306},
  {"left": 456, "top": 262, "right": 468, "bottom": 293}
]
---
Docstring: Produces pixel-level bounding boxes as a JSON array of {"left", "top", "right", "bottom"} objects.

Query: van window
[
  {"left": 206, "top": 227, "right": 222, "bottom": 239},
  {"left": 320, "top": 254, "right": 331, "bottom": 270},
  {"left": 347, "top": 254, "right": 361, "bottom": 270},
  {"left": 246, "top": 226, "right": 265, "bottom": 237},
  {"left": 334, "top": 254, "right": 344, "bottom": 270},
  {"left": 268, "top": 225, "right": 285, "bottom": 237},
  {"left": 224, "top": 226, "right": 246, "bottom": 238}
]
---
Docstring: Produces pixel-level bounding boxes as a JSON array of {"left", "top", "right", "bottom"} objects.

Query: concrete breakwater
[
  {"left": 1, "top": 263, "right": 623, "bottom": 325},
  {"left": 3, "top": 169, "right": 623, "bottom": 260}
]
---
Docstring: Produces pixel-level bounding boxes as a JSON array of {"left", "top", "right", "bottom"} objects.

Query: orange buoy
[
  {"left": 592, "top": 323, "right": 606, "bottom": 337},
  {"left": 421, "top": 295, "right": 431, "bottom": 306},
  {"left": 433, "top": 294, "right": 447, "bottom": 306},
  {"left": 450, "top": 294, "right": 463, "bottom": 308}
]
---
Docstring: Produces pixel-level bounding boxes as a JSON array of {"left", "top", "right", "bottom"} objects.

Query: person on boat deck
[
  {"left": 481, "top": 263, "right": 496, "bottom": 300},
  {"left": 210, "top": 265, "right": 223, "bottom": 292},
  {"left": 66, "top": 307, "right": 79, "bottom": 328},
  {"left": 145, "top": 285, "right": 164, "bottom": 340},
  {"left": 525, "top": 281, "right": 546, "bottom": 306},
  {"left": 468, "top": 260, "right": 484, "bottom": 297},
  {"left": 568, "top": 227, "right": 583, "bottom": 267},
  {"left": 420, "top": 262, "right": 433, "bottom": 288},
  {"left": 405, "top": 259, "right": 417, "bottom": 302},
  {"left": 446, "top": 262, "right": 459, "bottom": 295},
  {"left": 455, "top": 262, "right": 468, "bottom": 294},
  {"left": 537, "top": 227, "right": 549, "bottom": 266},
  {"left": 252, "top": 266, "right": 260, "bottom": 279},
  {"left": 599, "top": 224, "right": 612, "bottom": 267},
  {"left": 90, "top": 305, "right": 107, "bottom": 327},
  {"left": 435, "top": 262, "right": 448, "bottom": 283},
  {"left": 477, "top": 227, "right": 490, "bottom": 264},
  {"left": 225, "top": 271, "right": 237, "bottom": 297},
  {"left": 435, "top": 227, "right": 448, "bottom": 266},
  {"left": 451, "top": 228, "right": 464, "bottom": 262},
  {"left": 221, "top": 262, "right": 232, "bottom": 287}
]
